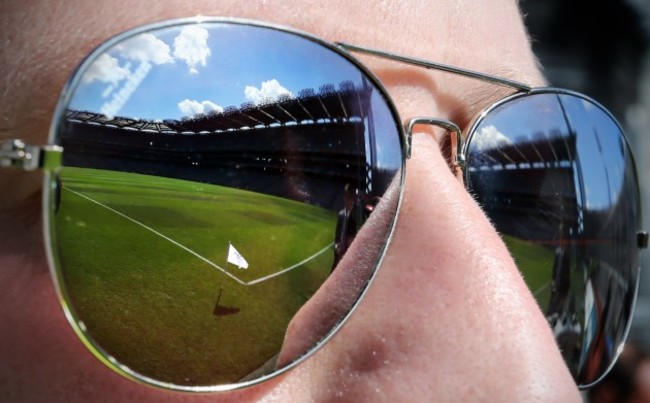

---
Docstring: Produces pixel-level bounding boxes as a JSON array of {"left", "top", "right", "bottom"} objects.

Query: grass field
[
  {"left": 502, "top": 234, "right": 555, "bottom": 311},
  {"left": 53, "top": 167, "right": 336, "bottom": 386}
]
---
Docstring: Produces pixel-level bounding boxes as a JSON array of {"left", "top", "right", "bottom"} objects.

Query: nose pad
[{"left": 405, "top": 117, "right": 466, "bottom": 175}]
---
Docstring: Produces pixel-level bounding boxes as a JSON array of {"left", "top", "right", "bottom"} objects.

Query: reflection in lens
[
  {"left": 48, "top": 21, "right": 403, "bottom": 390},
  {"left": 464, "top": 91, "right": 642, "bottom": 388}
]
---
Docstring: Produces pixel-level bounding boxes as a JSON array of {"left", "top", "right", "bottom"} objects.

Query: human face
[{"left": 0, "top": 1, "right": 583, "bottom": 401}]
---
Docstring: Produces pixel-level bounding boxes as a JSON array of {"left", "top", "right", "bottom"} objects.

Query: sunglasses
[{"left": 1, "top": 17, "right": 646, "bottom": 392}]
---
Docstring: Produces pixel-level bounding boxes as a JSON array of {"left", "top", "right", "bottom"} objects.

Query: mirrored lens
[
  {"left": 464, "top": 90, "right": 642, "bottom": 387},
  {"left": 47, "top": 20, "right": 403, "bottom": 390}
]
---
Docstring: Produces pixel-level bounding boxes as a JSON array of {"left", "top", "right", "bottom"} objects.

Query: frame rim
[{"left": 42, "top": 16, "right": 408, "bottom": 393}]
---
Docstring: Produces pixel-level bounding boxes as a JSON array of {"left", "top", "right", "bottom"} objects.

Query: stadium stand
[{"left": 59, "top": 82, "right": 397, "bottom": 212}]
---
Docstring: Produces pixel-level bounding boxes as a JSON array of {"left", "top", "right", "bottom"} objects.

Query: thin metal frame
[
  {"left": 0, "top": 15, "right": 644, "bottom": 393},
  {"left": 462, "top": 87, "right": 646, "bottom": 389}
]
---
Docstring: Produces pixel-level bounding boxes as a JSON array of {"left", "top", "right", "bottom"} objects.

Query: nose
[{"left": 287, "top": 131, "right": 581, "bottom": 399}]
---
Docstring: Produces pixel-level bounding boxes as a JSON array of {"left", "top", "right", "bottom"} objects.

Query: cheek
[
  {"left": 0, "top": 222, "right": 269, "bottom": 401},
  {"left": 0, "top": 211, "right": 142, "bottom": 398},
  {"left": 0, "top": 244, "right": 96, "bottom": 398}
]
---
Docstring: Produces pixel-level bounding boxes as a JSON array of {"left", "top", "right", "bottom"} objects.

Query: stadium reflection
[
  {"left": 48, "top": 22, "right": 403, "bottom": 389},
  {"left": 465, "top": 91, "right": 642, "bottom": 387}
]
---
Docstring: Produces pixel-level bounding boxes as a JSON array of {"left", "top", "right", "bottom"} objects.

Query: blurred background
[{"left": 519, "top": 0, "right": 650, "bottom": 400}]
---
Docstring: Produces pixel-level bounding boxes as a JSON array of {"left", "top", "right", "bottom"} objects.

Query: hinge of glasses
[{"left": 0, "top": 139, "right": 62, "bottom": 171}]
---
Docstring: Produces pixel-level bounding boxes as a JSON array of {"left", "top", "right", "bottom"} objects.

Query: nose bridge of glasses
[{"left": 405, "top": 117, "right": 465, "bottom": 171}]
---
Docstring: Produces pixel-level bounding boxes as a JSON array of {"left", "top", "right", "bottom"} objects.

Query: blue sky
[
  {"left": 69, "top": 23, "right": 367, "bottom": 121},
  {"left": 471, "top": 93, "right": 627, "bottom": 211},
  {"left": 67, "top": 22, "right": 403, "bottom": 171}
]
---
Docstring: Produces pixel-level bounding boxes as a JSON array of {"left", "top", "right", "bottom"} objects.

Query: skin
[
  {"left": 0, "top": 0, "right": 583, "bottom": 401},
  {"left": 635, "top": 359, "right": 650, "bottom": 403}
]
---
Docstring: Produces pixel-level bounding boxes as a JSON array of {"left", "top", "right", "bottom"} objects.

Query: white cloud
[
  {"left": 178, "top": 99, "right": 223, "bottom": 117},
  {"left": 473, "top": 125, "right": 512, "bottom": 150},
  {"left": 82, "top": 54, "right": 131, "bottom": 84},
  {"left": 244, "top": 79, "right": 293, "bottom": 104},
  {"left": 172, "top": 26, "right": 210, "bottom": 74},
  {"left": 114, "top": 33, "right": 174, "bottom": 65}
]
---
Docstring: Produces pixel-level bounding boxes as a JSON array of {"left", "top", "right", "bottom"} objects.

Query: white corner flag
[{"left": 227, "top": 243, "right": 249, "bottom": 269}]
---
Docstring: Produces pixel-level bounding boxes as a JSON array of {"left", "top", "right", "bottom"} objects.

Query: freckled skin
[{"left": 0, "top": 1, "right": 582, "bottom": 401}]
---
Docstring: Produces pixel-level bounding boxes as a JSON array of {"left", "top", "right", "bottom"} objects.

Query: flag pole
[{"left": 213, "top": 288, "right": 224, "bottom": 316}]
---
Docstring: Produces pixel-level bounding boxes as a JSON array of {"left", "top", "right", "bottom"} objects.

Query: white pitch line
[
  {"left": 64, "top": 188, "right": 247, "bottom": 286},
  {"left": 246, "top": 242, "right": 334, "bottom": 286},
  {"left": 65, "top": 187, "right": 335, "bottom": 286},
  {"left": 533, "top": 281, "right": 551, "bottom": 298}
]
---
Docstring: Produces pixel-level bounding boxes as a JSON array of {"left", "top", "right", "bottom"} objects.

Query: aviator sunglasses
[{"left": 1, "top": 18, "right": 647, "bottom": 392}]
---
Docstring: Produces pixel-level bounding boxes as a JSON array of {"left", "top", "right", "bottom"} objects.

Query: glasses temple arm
[
  {"left": 337, "top": 43, "right": 533, "bottom": 92},
  {"left": 0, "top": 139, "right": 62, "bottom": 171}
]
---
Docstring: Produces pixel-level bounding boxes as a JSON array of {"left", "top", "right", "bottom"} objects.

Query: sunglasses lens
[
  {"left": 464, "top": 91, "right": 642, "bottom": 387},
  {"left": 47, "top": 21, "right": 403, "bottom": 389}
]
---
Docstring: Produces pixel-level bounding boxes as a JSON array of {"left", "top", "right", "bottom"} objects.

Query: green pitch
[
  {"left": 502, "top": 234, "right": 554, "bottom": 311},
  {"left": 53, "top": 167, "right": 336, "bottom": 386}
]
